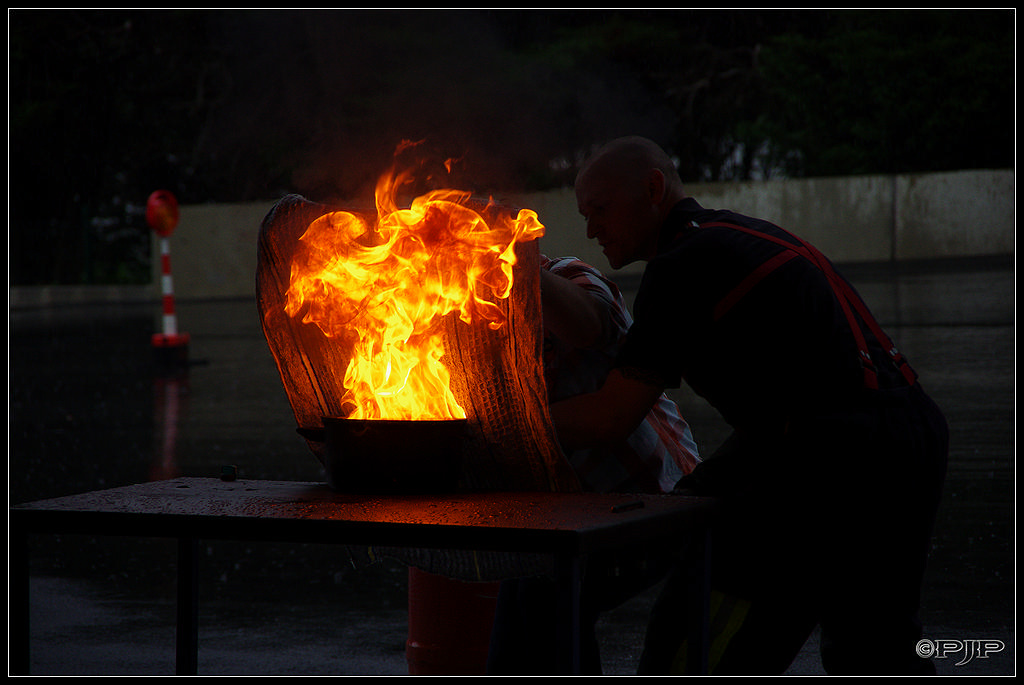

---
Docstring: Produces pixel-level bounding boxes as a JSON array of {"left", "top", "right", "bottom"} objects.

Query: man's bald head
[
  {"left": 573, "top": 137, "right": 687, "bottom": 269},
  {"left": 576, "top": 136, "right": 687, "bottom": 212}
]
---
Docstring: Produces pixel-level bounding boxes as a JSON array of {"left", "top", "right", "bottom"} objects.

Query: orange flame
[{"left": 284, "top": 164, "right": 544, "bottom": 421}]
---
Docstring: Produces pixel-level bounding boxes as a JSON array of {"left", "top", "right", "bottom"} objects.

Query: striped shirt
[{"left": 542, "top": 256, "right": 700, "bottom": 493}]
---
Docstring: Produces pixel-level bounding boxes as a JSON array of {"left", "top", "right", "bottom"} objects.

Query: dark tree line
[{"left": 9, "top": 9, "right": 1014, "bottom": 286}]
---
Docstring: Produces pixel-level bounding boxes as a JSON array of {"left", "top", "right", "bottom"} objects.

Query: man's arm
[{"left": 549, "top": 367, "right": 666, "bottom": 451}]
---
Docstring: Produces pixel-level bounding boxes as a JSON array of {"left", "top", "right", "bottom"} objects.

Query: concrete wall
[
  {"left": 11, "top": 168, "right": 1013, "bottom": 308},
  {"left": 154, "top": 168, "right": 1012, "bottom": 301},
  {"left": 169, "top": 202, "right": 275, "bottom": 301}
]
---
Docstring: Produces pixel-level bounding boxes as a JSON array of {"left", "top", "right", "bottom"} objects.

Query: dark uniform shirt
[{"left": 616, "top": 198, "right": 911, "bottom": 438}]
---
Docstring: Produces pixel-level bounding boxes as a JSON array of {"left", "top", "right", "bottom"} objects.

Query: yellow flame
[{"left": 284, "top": 166, "right": 544, "bottom": 420}]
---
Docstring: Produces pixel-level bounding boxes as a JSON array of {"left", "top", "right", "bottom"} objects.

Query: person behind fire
[
  {"left": 539, "top": 254, "right": 699, "bottom": 492},
  {"left": 486, "top": 251, "right": 701, "bottom": 674},
  {"left": 546, "top": 136, "right": 948, "bottom": 675}
]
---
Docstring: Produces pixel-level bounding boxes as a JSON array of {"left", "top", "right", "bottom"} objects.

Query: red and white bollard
[{"left": 147, "top": 190, "right": 190, "bottom": 370}]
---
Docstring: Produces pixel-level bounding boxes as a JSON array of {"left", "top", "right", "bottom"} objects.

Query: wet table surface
[{"left": 11, "top": 477, "right": 717, "bottom": 552}]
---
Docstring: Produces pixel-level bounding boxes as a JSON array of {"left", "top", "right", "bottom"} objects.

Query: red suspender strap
[
  {"left": 700, "top": 221, "right": 917, "bottom": 389},
  {"left": 713, "top": 250, "right": 798, "bottom": 322}
]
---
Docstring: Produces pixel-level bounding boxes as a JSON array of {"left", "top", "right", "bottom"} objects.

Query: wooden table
[{"left": 10, "top": 477, "right": 717, "bottom": 675}]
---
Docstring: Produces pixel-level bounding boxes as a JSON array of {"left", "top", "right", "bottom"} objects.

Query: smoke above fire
[{"left": 203, "top": 10, "right": 676, "bottom": 202}]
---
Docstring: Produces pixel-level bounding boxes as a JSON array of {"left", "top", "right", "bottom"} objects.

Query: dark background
[{"left": 8, "top": 9, "right": 1015, "bottom": 286}]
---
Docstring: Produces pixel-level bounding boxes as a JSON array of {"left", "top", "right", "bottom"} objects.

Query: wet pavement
[{"left": 8, "top": 257, "right": 1015, "bottom": 675}]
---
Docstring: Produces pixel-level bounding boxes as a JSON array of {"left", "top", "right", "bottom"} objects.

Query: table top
[{"left": 11, "top": 477, "right": 717, "bottom": 556}]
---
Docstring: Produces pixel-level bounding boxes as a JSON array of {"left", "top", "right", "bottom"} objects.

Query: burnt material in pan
[{"left": 298, "top": 417, "right": 468, "bottom": 493}]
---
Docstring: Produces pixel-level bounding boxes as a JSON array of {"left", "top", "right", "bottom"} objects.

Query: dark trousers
[{"left": 641, "top": 384, "right": 949, "bottom": 675}]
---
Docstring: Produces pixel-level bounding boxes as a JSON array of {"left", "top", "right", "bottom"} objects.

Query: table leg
[
  {"left": 554, "top": 553, "right": 584, "bottom": 674},
  {"left": 176, "top": 536, "right": 199, "bottom": 675},
  {"left": 687, "top": 529, "right": 712, "bottom": 675},
  {"left": 11, "top": 529, "right": 30, "bottom": 675}
]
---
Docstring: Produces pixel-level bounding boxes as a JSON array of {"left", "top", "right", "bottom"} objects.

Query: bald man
[{"left": 552, "top": 137, "right": 948, "bottom": 675}]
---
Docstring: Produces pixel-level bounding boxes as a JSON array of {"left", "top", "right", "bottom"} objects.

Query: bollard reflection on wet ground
[{"left": 8, "top": 258, "right": 1015, "bottom": 675}]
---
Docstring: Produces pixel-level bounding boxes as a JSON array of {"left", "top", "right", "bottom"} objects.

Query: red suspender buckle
[{"left": 700, "top": 220, "right": 916, "bottom": 390}]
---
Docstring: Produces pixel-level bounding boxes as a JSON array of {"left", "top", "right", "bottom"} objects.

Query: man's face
[{"left": 575, "top": 166, "right": 660, "bottom": 270}]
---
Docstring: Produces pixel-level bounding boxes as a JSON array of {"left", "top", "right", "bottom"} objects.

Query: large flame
[{"left": 284, "top": 164, "right": 545, "bottom": 421}]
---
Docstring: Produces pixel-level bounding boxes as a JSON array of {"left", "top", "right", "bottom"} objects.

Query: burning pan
[{"left": 298, "top": 417, "right": 468, "bottom": 494}]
